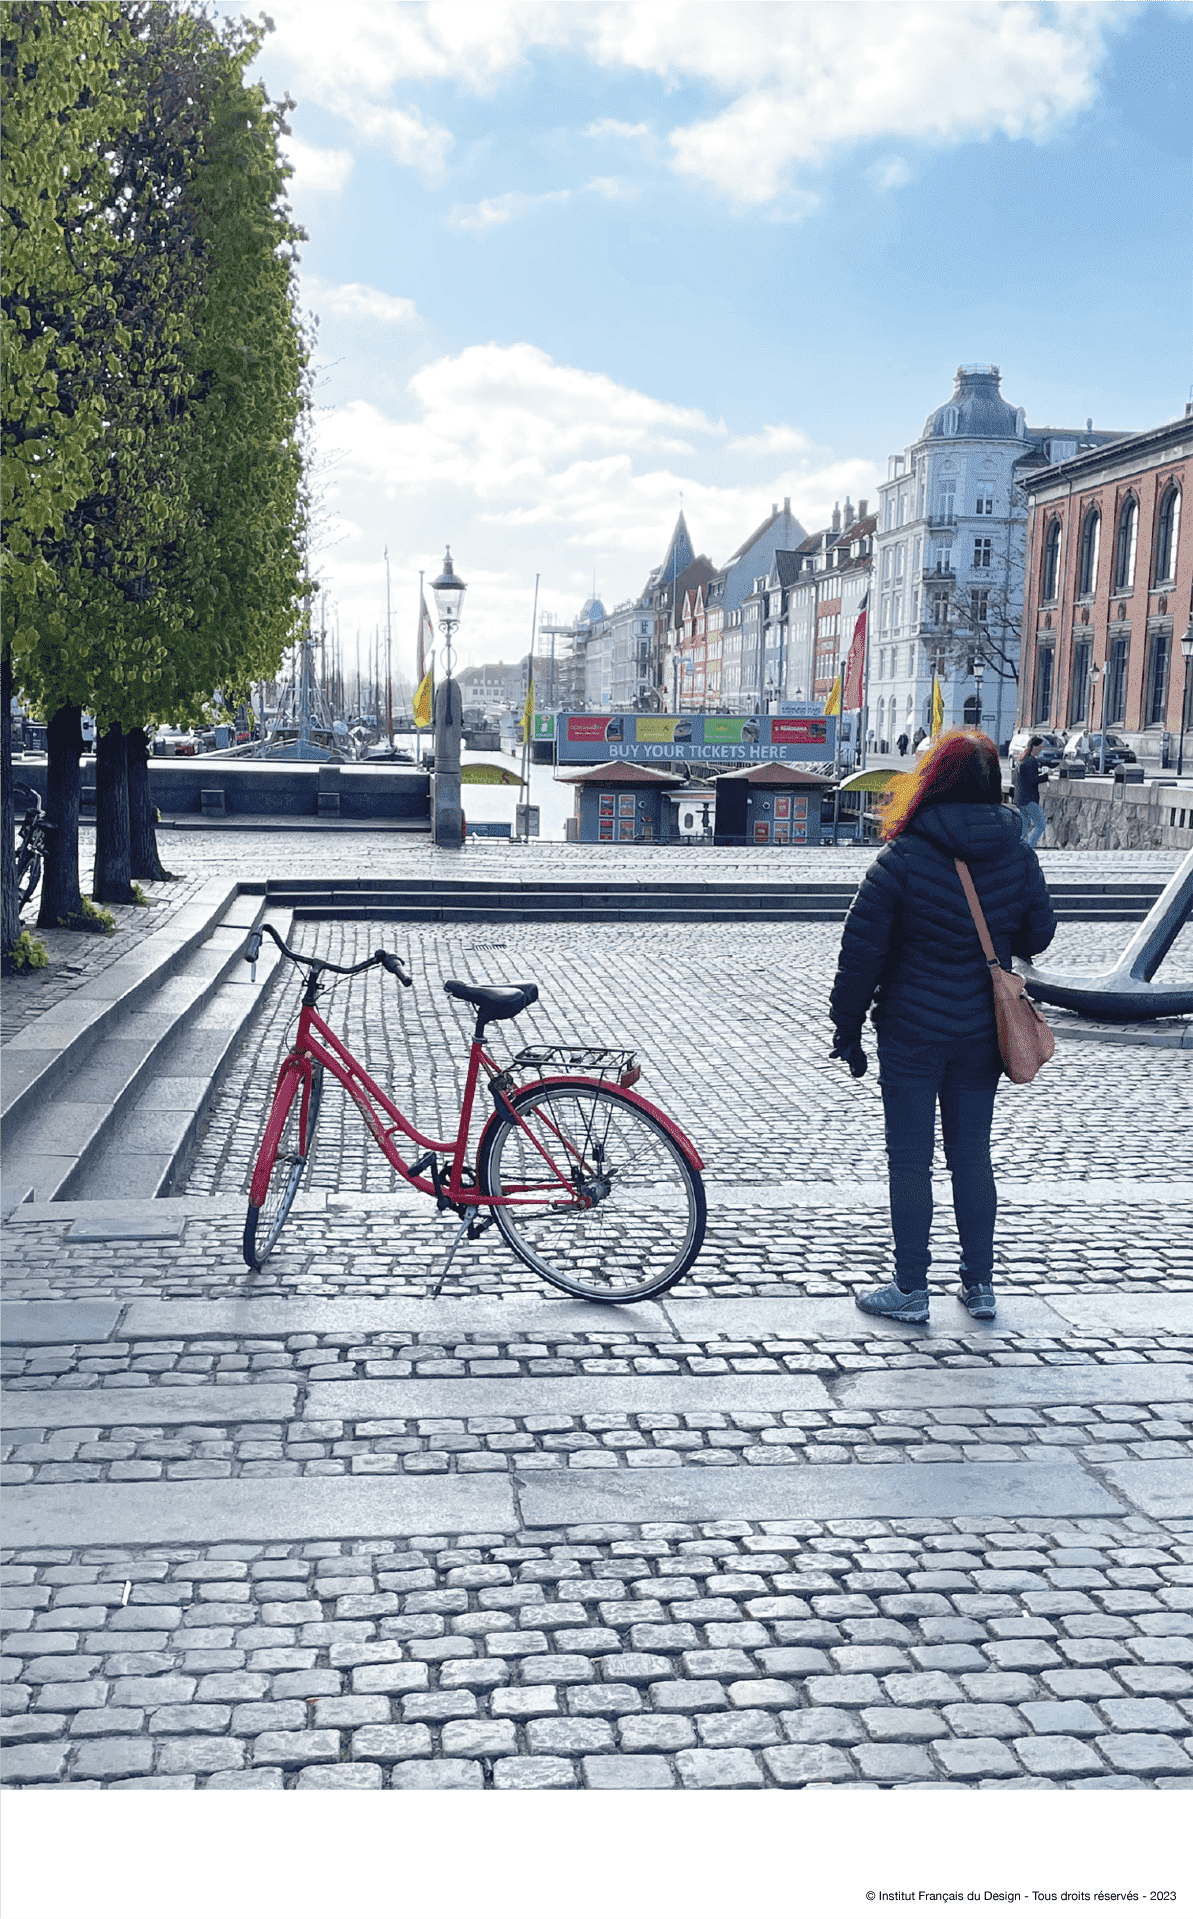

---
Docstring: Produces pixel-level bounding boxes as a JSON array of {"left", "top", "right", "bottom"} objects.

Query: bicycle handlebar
[{"left": 244, "top": 921, "right": 412, "bottom": 988}]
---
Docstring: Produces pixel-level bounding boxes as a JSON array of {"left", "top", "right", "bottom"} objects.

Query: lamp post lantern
[
  {"left": 429, "top": 546, "right": 468, "bottom": 848},
  {"left": 1177, "top": 619, "right": 1193, "bottom": 781}
]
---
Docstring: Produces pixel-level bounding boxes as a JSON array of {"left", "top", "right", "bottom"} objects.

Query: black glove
[{"left": 830, "top": 1030, "right": 868, "bottom": 1078}]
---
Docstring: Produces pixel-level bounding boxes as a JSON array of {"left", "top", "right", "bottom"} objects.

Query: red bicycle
[{"left": 241, "top": 923, "right": 706, "bottom": 1304}]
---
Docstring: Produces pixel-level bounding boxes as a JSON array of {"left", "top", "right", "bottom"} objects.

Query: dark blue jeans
[{"left": 877, "top": 1033, "right": 1002, "bottom": 1294}]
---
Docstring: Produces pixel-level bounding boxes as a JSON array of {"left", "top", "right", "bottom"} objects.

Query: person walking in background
[
  {"left": 896, "top": 732, "right": 909, "bottom": 757},
  {"left": 828, "top": 730, "right": 1055, "bottom": 1324},
  {"left": 1015, "top": 734, "right": 1049, "bottom": 850}
]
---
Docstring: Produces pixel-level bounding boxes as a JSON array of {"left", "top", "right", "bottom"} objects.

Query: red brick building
[{"left": 1018, "top": 411, "right": 1192, "bottom": 764}]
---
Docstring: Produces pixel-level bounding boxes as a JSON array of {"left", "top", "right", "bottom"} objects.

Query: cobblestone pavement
[
  {"left": 3, "top": 1519, "right": 1193, "bottom": 1790},
  {"left": 4, "top": 853, "right": 1192, "bottom": 1792},
  {"left": 179, "top": 917, "right": 1193, "bottom": 1204}
]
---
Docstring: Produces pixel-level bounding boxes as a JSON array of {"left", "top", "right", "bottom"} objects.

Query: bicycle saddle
[{"left": 443, "top": 980, "right": 538, "bottom": 1025}]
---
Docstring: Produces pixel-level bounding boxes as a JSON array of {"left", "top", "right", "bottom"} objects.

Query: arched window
[
  {"left": 1042, "top": 520, "right": 1062, "bottom": 600},
  {"left": 1078, "top": 509, "right": 1100, "bottom": 597},
  {"left": 1155, "top": 485, "right": 1181, "bottom": 583},
  {"left": 1114, "top": 495, "right": 1138, "bottom": 592}
]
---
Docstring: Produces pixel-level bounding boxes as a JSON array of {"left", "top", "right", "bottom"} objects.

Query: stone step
[
  {"left": 0, "top": 879, "right": 240, "bottom": 1134},
  {"left": 0, "top": 900, "right": 290, "bottom": 1205},
  {"left": 263, "top": 876, "right": 1164, "bottom": 924}
]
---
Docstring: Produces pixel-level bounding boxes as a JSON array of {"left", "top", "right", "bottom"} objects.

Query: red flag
[{"left": 842, "top": 602, "right": 868, "bottom": 711}]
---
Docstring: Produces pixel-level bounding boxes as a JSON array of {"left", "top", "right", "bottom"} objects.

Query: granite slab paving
[{"left": 513, "top": 1460, "right": 1125, "bottom": 1524}]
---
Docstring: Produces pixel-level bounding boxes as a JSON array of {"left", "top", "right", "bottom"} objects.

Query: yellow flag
[
  {"left": 823, "top": 673, "right": 841, "bottom": 718},
  {"left": 413, "top": 666, "right": 433, "bottom": 730},
  {"left": 931, "top": 674, "right": 944, "bottom": 738},
  {"left": 522, "top": 674, "right": 535, "bottom": 738}
]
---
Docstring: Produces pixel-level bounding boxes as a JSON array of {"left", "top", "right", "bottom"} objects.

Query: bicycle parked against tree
[
  {"left": 13, "top": 784, "right": 56, "bottom": 914},
  {"left": 241, "top": 923, "right": 706, "bottom": 1303}
]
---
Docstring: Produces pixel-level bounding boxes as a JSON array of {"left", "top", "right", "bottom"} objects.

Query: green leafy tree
[{"left": 1, "top": 0, "right": 128, "bottom": 953}]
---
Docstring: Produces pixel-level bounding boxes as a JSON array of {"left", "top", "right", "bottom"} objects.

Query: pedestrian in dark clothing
[
  {"left": 912, "top": 727, "right": 926, "bottom": 749},
  {"left": 828, "top": 729, "right": 1055, "bottom": 1324},
  {"left": 1014, "top": 735, "right": 1049, "bottom": 849},
  {"left": 896, "top": 732, "right": 909, "bottom": 757}
]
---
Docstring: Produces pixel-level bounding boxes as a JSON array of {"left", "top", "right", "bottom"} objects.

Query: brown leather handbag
[{"left": 954, "top": 857, "right": 1056, "bottom": 1085}]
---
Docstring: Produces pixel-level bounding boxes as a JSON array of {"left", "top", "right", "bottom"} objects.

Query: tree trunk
[
  {"left": 37, "top": 704, "right": 87, "bottom": 929},
  {"left": 1, "top": 654, "right": 19, "bottom": 968},
  {"left": 127, "top": 727, "right": 171, "bottom": 881},
  {"left": 93, "top": 722, "right": 134, "bottom": 903}
]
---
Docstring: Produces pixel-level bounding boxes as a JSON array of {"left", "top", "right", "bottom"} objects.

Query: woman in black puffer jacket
[{"left": 829, "top": 730, "right": 1055, "bottom": 1325}]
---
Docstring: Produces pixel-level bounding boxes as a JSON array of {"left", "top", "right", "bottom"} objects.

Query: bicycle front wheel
[
  {"left": 478, "top": 1079, "right": 705, "bottom": 1303},
  {"left": 243, "top": 1066, "right": 323, "bottom": 1269}
]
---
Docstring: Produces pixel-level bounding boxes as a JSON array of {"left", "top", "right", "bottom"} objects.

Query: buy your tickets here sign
[{"left": 555, "top": 712, "right": 836, "bottom": 763}]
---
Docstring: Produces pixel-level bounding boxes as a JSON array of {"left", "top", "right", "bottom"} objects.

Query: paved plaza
[{"left": 2, "top": 829, "right": 1192, "bottom": 1792}]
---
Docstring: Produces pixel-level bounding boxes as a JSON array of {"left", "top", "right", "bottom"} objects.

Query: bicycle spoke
[{"left": 480, "top": 1083, "right": 704, "bottom": 1303}]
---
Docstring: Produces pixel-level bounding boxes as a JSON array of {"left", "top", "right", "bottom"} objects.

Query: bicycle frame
[{"left": 251, "top": 990, "right": 702, "bottom": 1213}]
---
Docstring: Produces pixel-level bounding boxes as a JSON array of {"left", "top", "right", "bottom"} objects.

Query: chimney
[
  {"left": 858, "top": 498, "right": 868, "bottom": 519},
  {"left": 831, "top": 502, "right": 841, "bottom": 534},
  {"left": 783, "top": 496, "right": 790, "bottom": 515},
  {"left": 1086, "top": 417, "right": 1093, "bottom": 431},
  {"left": 771, "top": 502, "right": 777, "bottom": 517},
  {"left": 843, "top": 496, "right": 854, "bottom": 526}
]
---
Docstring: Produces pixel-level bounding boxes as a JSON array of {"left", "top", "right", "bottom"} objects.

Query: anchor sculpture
[{"left": 1019, "top": 846, "right": 1193, "bottom": 1022}]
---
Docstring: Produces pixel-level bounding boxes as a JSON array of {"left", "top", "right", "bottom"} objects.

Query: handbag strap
[{"left": 954, "top": 857, "right": 999, "bottom": 970}]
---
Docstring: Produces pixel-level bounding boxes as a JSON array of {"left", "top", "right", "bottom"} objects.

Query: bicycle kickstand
[{"left": 431, "top": 1207, "right": 477, "bottom": 1298}]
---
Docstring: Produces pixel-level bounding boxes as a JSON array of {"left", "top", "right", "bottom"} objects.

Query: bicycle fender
[
  {"left": 495, "top": 1074, "right": 704, "bottom": 1171},
  {"left": 248, "top": 1056, "right": 311, "bottom": 1206}
]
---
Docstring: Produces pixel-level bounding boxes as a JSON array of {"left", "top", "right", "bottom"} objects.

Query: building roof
[
  {"left": 1018, "top": 411, "right": 1192, "bottom": 498},
  {"left": 714, "top": 762, "right": 834, "bottom": 787},
  {"left": 725, "top": 501, "right": 809, "bottom": 567},
  {"left": 922, "top": 365, "right": 1024, "bottom": 441},
  {"left": 555, "top": 762, "right": 686, "bottom": 786}
]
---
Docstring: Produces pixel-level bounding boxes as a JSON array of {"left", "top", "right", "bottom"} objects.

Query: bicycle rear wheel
[
  {"left": 478, "top": 1079, "right": 705, "bottom": 1303},
  {"left": 243, "top": 1066, "right": 323, "bottom": 1269}
]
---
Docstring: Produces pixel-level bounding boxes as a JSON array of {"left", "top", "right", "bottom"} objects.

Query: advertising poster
[
  {"left": 556, "top": 713, "right": 835, "bottom": 764},
  {"left": 598, "top": 794, "right": 615, "bottom": 817},
  {"left": 533, "top": 713, "right": 556, "bottom": 740}
]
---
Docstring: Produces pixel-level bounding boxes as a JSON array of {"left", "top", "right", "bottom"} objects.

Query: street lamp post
[
  {"left": 973, "top": 658, "right": 984, "bottom": 734},
  {"left": 1178, "top": 619, "right": 1193, "bottom": 780},
  {"left": 1087, "top": 659, "right": 1102, "bottom": 775},
  {"left": 430, "top": 546, "right": 467, "bottom": 849}
]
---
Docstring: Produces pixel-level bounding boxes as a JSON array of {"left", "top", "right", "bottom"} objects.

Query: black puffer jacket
[{"left": 829, "top": 801, "right": 1056, "bottom": 1047}]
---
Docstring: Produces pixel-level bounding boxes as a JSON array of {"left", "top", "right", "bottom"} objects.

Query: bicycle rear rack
[{"left": 510, "top": 1044, "right": 641, "bottom": 1087}]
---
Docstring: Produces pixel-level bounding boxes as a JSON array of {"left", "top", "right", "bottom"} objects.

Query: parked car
[
  {"left": 1063, "top": 732, "right": 1137, "bottom": 775},
  {"left": 1008, "top": 728, "right": 1065, "bottom": 769}
]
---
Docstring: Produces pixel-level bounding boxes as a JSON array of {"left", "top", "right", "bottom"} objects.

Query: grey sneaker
[
  {"left": 856, "top": 1282, "right": 929, "bottom": 1325},
  {"left": 958, "top": 1282, "right": 996, "bottom": 1320}
]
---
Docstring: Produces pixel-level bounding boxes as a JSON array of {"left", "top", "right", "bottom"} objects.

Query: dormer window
[{"left": 942, "top": 407, "right": 958, "bottom": 435}]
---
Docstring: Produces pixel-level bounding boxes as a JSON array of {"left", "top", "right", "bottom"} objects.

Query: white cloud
[
  {"left": 261, "top": 1, "right": 1126, "bottom": 208},
  {"left": 871, "top": 156, "right": 913, "bottom": 193},
  {"left": 584, "top": 117, "right": 651, "bottom": 141},
  {"left": 450, "top": 189, "right": 571, "bottom": 230},
  {"left": 584, "top": 175, "right": 638, "bottom": 202},
  {"left": 305, "top": 278, "right": 418, "bottom": 326},
  {"left": 306, "top": 340, "right": 881, "bottom": 666},
  {"left": 281, "top": 135, "right": 353, "bottom": 196},
  {"left": 728, "top": 424, "right": 813, "bottom": 460}
]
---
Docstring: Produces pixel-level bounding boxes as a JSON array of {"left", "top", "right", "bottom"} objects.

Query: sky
[{"left": 228, "top": 1, "right": 1192, "bottom": 687}]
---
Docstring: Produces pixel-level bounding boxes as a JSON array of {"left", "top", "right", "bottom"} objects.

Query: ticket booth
[
  {"left": 712, "top": 763, "right": 833, "bottom": 846},
  {"left": 557, "top": 762, "right": 683, "bottom": 843}
]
